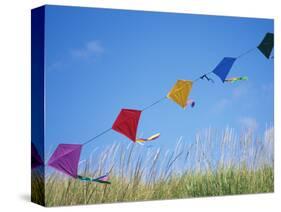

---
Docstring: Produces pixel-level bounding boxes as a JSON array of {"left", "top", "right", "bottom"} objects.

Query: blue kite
[{"left": 212, "top": 57, "right": 236, "bottom": 82}]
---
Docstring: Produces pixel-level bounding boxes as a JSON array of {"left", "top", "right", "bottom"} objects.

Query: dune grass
[{"left": 32, "top": 127, "right": 274, "bottom": 206}]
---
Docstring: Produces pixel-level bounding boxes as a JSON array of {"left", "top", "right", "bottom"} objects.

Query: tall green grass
[{"left": 32, "top": 127, "right": 274, "bottom": 206}]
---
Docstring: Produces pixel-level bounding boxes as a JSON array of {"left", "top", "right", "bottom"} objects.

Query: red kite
[
  {"left": 112, "top": 109, "right": 141, "bottom": 141},
  {"left": 112, "top": 108, "right": 160, "bottom": 143}
]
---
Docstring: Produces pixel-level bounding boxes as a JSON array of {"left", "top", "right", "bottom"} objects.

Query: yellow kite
[{"left": 167, "top": 80, "right": 193, "bottom": 108}]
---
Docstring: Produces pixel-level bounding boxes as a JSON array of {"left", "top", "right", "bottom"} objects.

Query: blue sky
[{"left": 43, "top": 5, "right": 273, "bottom": 162}]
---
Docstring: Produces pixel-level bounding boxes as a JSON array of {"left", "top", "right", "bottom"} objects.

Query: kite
[
  {"left": 47, "top": 109, "right": 160, "bottom": 179},
  {"left": 45, "top": 32, "right": 272, "bottom": 187},
  {"left": 48, "top": 144, "right": 82, "bottom": 178},
  {"left": 212, "top": 57, "right": 236, "bottom": 82},
  {"left": 224, "top": 76, "right": 248, "bottom": 83},
  {"left": 187, "top": 99, "right": 195, "bottom": 108},
  {"left": 47, "top": 143, "right": 111, "bottom": 184},
  {"left": 167, "top": 80, "right": 193, "bottom": 108},
  {"left": 31, "top": 142, "right": 44, "bottom": 169},
  {"left": 257, "top": 33, "right": 274, "bottom": 59},
  {"left": 112, "top": 109, "right": 160, "bottom": 142},
  {"left": 78, "top": 173, "right": 111, "bottom": 184}
]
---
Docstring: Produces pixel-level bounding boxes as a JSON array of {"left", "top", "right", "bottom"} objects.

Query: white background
[{"left": 0, "top": 0, "right": 280, "bottom": 211}]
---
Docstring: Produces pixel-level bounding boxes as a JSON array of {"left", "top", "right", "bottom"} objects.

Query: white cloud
[
  {"left": 71, "top": 40, "right": 104, "bottom": 59},
  {"left": 232, "top": 83, "right": 249, "bottom": 98},
  {"left": 47, "top": 40, "right": 104, "bottom": 71},
  {"left": 47, "top": 60, "right": 64, "bottom": 72},
  {"left": 86, "top": 40, "right": 104, "bottom": 53},
  {"left": 213, "top": 83, "right": 251, "bottom": 112},
  {"left": 213, "top": 98, "right": 230, "bottom": 111},
  {"left": 239, "top": 117, "right": 258, "bottom": 131},
  {"left": 261, "top": 82, "right": 273, "bottom": 94}
]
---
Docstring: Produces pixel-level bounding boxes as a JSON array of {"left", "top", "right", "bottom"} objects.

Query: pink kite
[{"left": 48, "top": 144, "right": 82, "bottom": 178}]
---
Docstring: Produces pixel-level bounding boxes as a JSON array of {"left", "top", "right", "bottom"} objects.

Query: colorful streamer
[
  {"left": 224, "top": 76, "right": 248, "bottom": 83},
  {"left": 78, "top": 173, "right": 111, "bottom": 184},
  {"left": 136, "top": 133, "right": 160, "bottom": 143}
]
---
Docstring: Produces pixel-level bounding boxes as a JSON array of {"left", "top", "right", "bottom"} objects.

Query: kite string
[
  {"left": 236, "top": 47, "right": 256, "bottom": 59},
  {"left": 142, "top": 96, "right": 167, "bottom": 111},
  {"left": 192, "top": 46, "right": 257, "bottom": 83},
  {"left": 81, "top": 96, "right": 167, "bottom": 146},
  {"left": 80, "top": 46, "right": 249, "bottom": 146},
  {"left": 82, "top": 128, "right": 112, "bottom": 146},
  {"left": 79, "top": 44, "right": 261, "bottom": 146}
]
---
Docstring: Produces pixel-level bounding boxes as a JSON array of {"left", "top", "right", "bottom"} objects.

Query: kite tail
[
  {"left": 224, "top": 76, "right": 248, "bottom": 83},
  {"left": 200, "top": 74, "right": 215, "bottom": 83},
  {"left": 78, "top": 173, "right": 111, "bottom": 184},
  {"left": 187, "top": 99, "right": 195, "bottom": 108},
  {"left": 136, "top": 133, "right": 160, "bottom": 143},
  {"left": 92, "top": 179, "right": 111, "bottom": 184}
]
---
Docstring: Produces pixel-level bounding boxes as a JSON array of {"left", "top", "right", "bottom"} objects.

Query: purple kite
[
  {"left": 48, "top": 144, "right": 82, "bottom": 178},
  {"left": 212, "top": 57, "right": 236, "bottom": 82},
  {"left": 32, "top": 142, "right": 44, "bottom": 169},
  {"left": 48, "top": 143, "right": 111, "bottom": 184}
]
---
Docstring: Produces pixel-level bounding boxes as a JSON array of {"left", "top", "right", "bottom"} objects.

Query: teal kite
[{"left": 258, "top": 33, "right": 274, "bottom": 59}]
